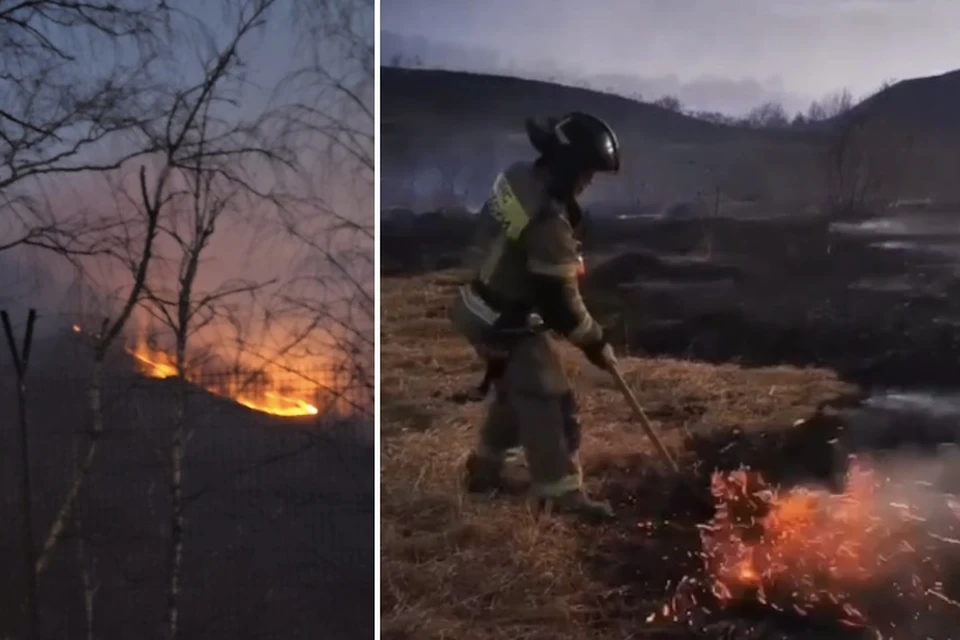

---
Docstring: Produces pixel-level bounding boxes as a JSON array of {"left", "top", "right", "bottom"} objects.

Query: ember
[{"left": 690, "top": 458, "right": 960, "bottom": 635}]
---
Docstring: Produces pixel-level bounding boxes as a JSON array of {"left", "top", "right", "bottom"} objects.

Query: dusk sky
[
  {"left": 381, "top": 0, "right": 960, "bottom": 114},
  {"left": 3, "top": 0, "right": 374, "bottom": 356}
]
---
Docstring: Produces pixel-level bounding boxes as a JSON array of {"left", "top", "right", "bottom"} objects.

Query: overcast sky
[{"left": 381, "top": 0, "right": 960, "bottom": 114}]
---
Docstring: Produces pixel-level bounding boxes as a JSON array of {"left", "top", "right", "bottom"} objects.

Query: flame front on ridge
[{"left": 126, "top": 337, "right": 319, "bottom": 418}]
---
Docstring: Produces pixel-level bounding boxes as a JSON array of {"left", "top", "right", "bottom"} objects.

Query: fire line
[
  {"left": 73, "top": 324, "right": 320, "bottom": 417},
  {"left": 126, "top": 339, "right": 319, "bottom": 417}
]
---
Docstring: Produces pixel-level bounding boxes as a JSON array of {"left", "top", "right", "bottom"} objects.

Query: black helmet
[{"left": 525, "top": 112, "right": 620, "bottom": 174}]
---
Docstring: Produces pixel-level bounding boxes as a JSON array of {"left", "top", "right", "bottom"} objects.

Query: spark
[{"left": 675, "top": 458, "right": 960, "bottom": 633}]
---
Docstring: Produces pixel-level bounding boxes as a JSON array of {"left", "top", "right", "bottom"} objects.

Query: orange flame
[
  {"left": 694, "top": 460, "right": 960, "bottom": 629},
  {"left": 125, "top": 338, "right": 319, "bottom": 418}
]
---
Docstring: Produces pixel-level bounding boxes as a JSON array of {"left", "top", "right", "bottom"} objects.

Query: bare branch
[
  {"left": 263, "top": 0, "right": 374, "bottom": 411},
  {"left": 824, "top": 112, "right": 915, "bottom": 217}
]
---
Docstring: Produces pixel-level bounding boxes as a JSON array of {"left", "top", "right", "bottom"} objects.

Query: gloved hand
[{"left": 582, "top": 339, "right": 616, "bottom": 371}]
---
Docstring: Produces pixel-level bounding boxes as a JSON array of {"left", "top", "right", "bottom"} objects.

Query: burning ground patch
[
  {"left": 699, "top": 461, "right": 960, "bottom": 636},
  {"left": 588, "top": 423, "right": 960, "bottom": 640}
]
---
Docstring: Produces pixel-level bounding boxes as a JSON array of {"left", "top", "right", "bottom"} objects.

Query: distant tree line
[
  {"left": 384, "top": 54, "right": 900, "bottom": 133},
  {"left": 652, "top": 79, "right": 899, "bottom": 130}
]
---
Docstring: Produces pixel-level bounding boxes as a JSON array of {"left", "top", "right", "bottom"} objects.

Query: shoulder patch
[{"left": 488, "top": 172, "right": 530, "bottom": 240}]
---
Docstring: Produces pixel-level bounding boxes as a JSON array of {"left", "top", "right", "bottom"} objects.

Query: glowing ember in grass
[
  {"left": 126, "top": 338, "right": 319, "bottom": 417},
  {"left": 684, "top": 458, "right": 960, "bottom": 634},
  {"left": 699, "top": 463, "right": 884, "bottom": 624}
]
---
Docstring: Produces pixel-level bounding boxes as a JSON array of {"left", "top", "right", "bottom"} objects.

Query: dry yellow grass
[{"left": 380, "top": 270, "right": 858, "bottom": 639}]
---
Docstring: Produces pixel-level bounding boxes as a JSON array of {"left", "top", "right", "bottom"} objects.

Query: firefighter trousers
[{"left": 475, "top": 332, "right": 584, "bottom": 497}]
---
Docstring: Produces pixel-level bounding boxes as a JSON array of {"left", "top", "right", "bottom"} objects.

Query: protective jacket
[{"left": 450, "top": 160, "right": 602, "bottom": 360}]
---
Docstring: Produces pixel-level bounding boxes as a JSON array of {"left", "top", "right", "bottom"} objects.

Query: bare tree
[
  {"left": 0, "top": 0, "right": 171, "bottom": 255},
  {"left": 807, "top": 88, "right": 854, "bottom": 122},
  {"left": 691, "top": 110, "right": 736, "bottom": 126},
  {"left": 125, "top": 3, "right": 293, "bottom": 636},
  {"left": 1, "top": 0, "right": 371, "bottom": 636},
  {"left": 265, "top": 0, "right": 374, "bottom": 414},
  {"left": 654, "top": 95, "right": 683, "bottom": 113},
  {"left": 744, "top": 101, "right": 790, "bottom": 129},
  {"left": 859, "top": 78, "right": 899, "bottom": 103},
  {"left": 34, "top": 163, "right": 162, "bottom": 580},
  {"left": 0, "top": 0, "right": 174, "bottom": 628},
  {"left": 824, "top": 112, "right": 914, "bottom": 217},
  {"left": 29, "top": 3, "right": 294, "bottom": 638}
]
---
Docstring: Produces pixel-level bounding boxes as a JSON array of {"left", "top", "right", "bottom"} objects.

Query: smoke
[
  {"left": 856, "top": 447, "right": 960, "bottom": 523},
  {"left": 843, "top": 451, "right": 960, "bottom": 636}
]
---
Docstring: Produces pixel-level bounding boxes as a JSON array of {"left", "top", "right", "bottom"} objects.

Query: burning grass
[
  {"left": 126, "top": 337, "right": 320, "bottom": 417},
  {"left": 381, "top": 271, "right": 955, "bottom": 639},
  {"left": 665, "top": 458, "right": 960, "bottom": 637},
  {"left": 72, "top": 323, "right": 322, "bottom": 417}
]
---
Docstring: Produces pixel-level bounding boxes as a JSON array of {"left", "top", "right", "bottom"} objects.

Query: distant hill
[
  {"left": 380, "top": 66, "right": 810, "bottom": 209},
  {"left": 843, "top": 69, "right": 960, "bottom": 131},
  {"left": 381, "top": 66, "right": 757, "bottom": 144},
  {"left": 380, "top": 65, "right": 960, "bottom": 211},
  {"left": 384, "top": 65, "right": 960, "bottom": 139}
]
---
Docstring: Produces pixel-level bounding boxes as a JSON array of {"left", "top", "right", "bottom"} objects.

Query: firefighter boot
[
  {"left": 464, "top": 451, "right": 528, "bottom": 495},
  {"left": 464, "top": 451, "right": 503, "bottom": 494},
  {"left": 541, "top": 490, "right": 615, "bottom": 523}
]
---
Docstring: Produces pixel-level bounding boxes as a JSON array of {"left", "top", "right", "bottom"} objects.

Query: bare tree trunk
[
  {"left": 2, "top": 309, "right": 40, "bottom": 639},
  {"left": 36, "top": 359, "right": 104, "bottom": 575},
  {"left": 37, "top": 165, "right": 162, "bottom": 573},
  {"left": 76, "top": 516, "right": 98, "bottom": 640},
  {"left": 166, "top": 344, "right": 188, "bottom": 640}
]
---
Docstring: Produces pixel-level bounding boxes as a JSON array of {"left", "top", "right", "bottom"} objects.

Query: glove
[{"left": 582, "top": 339, "right": 616, "bottom": 371}]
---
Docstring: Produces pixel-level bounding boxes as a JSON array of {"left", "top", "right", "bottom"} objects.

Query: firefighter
[{"left": 449, "top": 111, "right": 621, "bottom": 522}]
